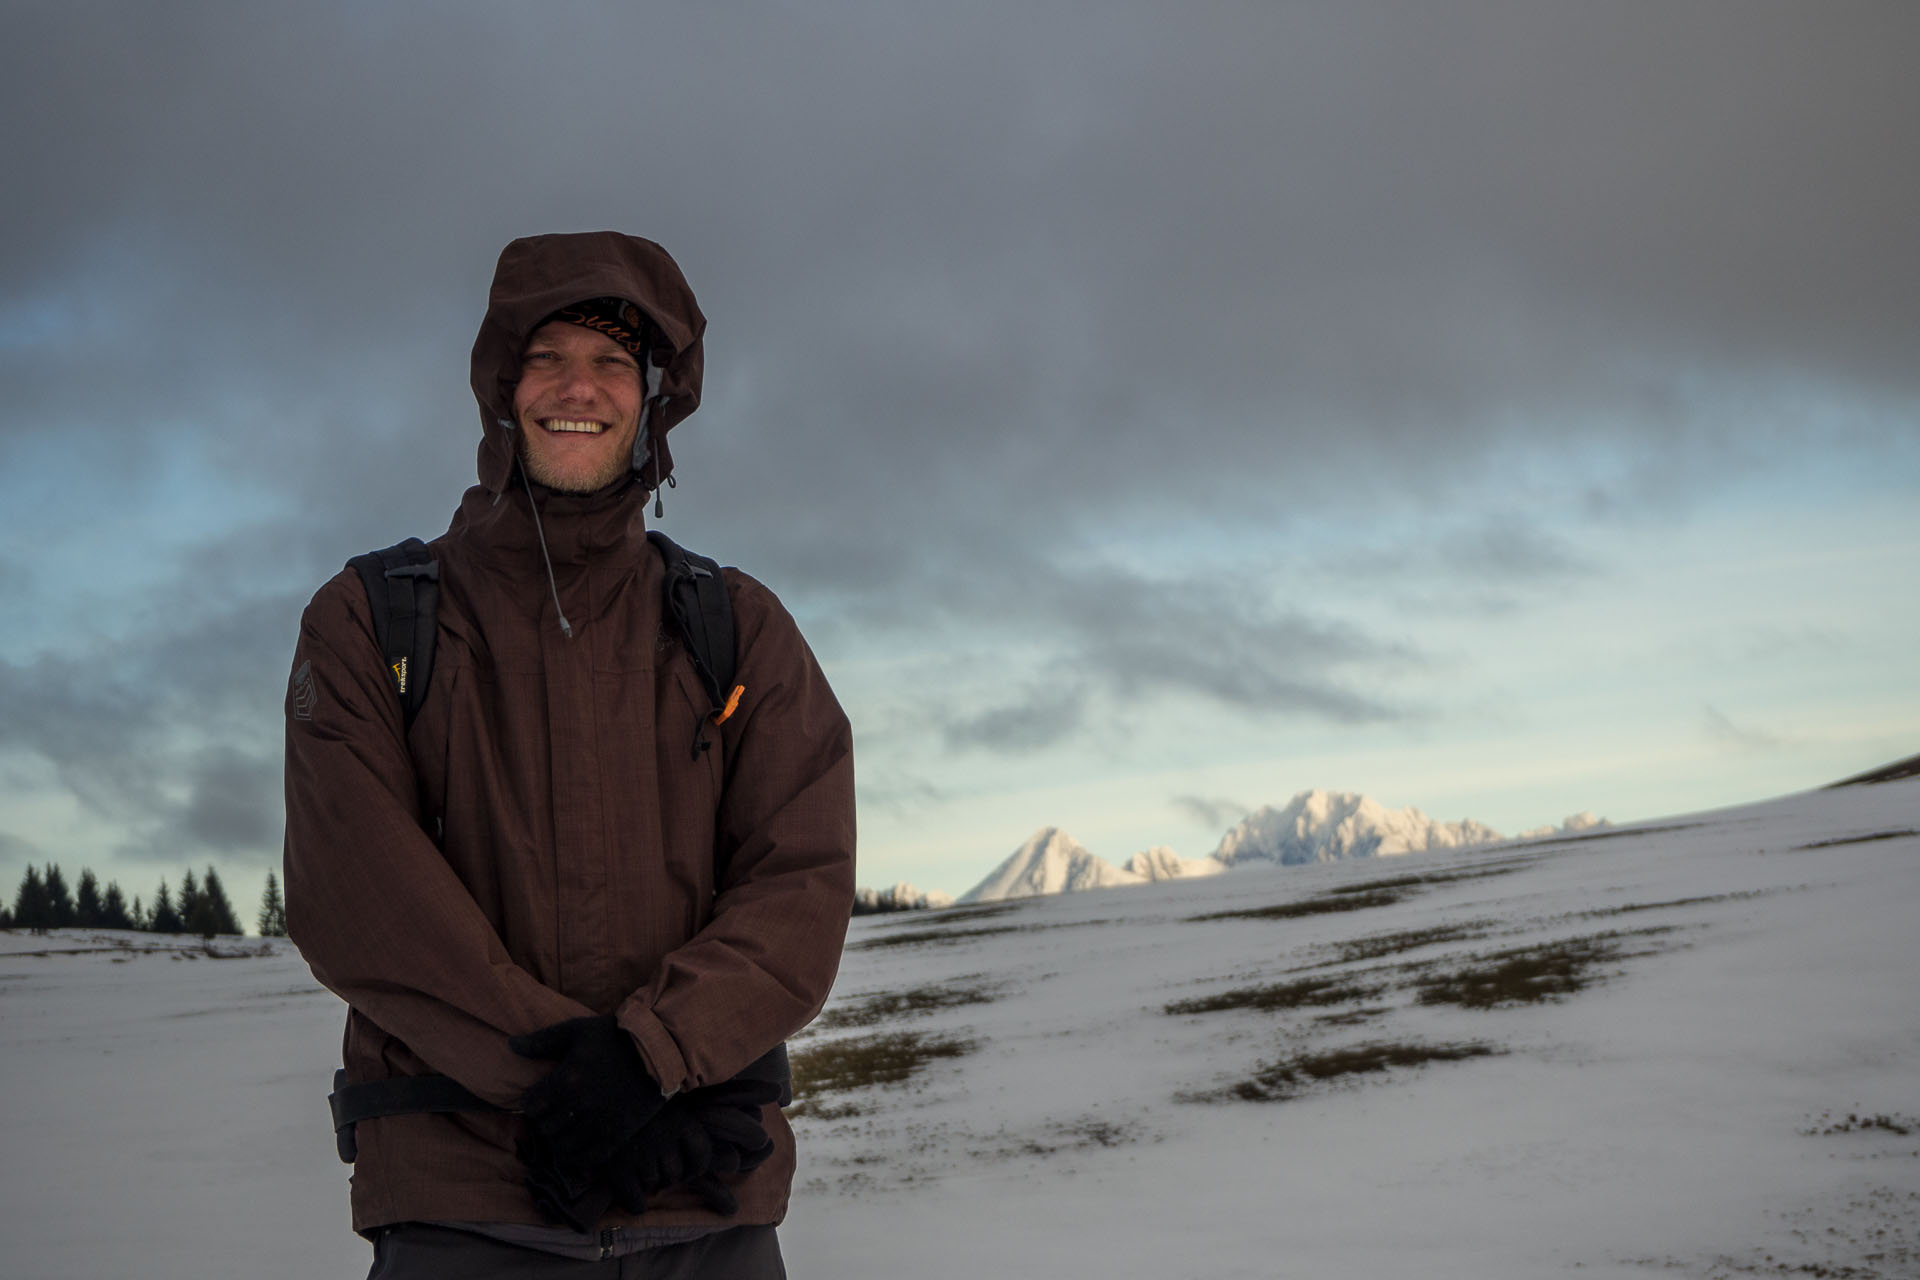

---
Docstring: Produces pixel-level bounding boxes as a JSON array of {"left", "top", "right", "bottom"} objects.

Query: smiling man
[{"left": 283, "top": 232, "right": 855, "bottom": 1278}]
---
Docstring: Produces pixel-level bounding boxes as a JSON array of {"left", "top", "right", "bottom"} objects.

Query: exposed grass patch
[
  {"left": 850, "top": 916, "right": 1113, "bottom": 951},
  {"left": 1825, "top": 750, "right": 1920, "bottom": 787},
  {"left": 1576, "top": 892, "right": 1757, "bottom": 918},
  {"left": 788, "top": 1031, "right": 978, "bottom": 1116},
  {"left": 1805, "top": 1111, "right": 1920, "bottom": 1137},
  {"left": 815, "top": 979, "right": 1003, "bottom": 1031},
  {"left": 1164, "top": 974, "right": 1386, "bottom": 1016},
  {"left": 970, "top": 1116, "right": 1143, "bottom": 1161},
  {"left": 850, "top": 924, "right": 1026, "bottom": 951},
  {"left": 892, "top": 902, "right": 1023, "bottom": 926},
  {"left": 1188, "top": 886, "right": 1413, "bottom": 922},
  {"left": 1408, "top": 929, "right": 1674, "bottom": 1009},
  {"left": 1796, "top": 830, "right": 1918, "bottom": 850},
  {"left": 1186, "top": 1040, "right": 1502, "bottom": 1103},
  {"left": 1320, "top": 921, "right": 1499, "bottom": 966},
  {"left": 1190, "top": 860, "right": 1537, "bottom": 925},
  {"left": 1325, "top": 862, "right": 1534, "bottom": 897}
]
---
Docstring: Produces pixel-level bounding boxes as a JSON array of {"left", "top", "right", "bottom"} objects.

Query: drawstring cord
[
  {"left": 500, "top": 352, "right": 668, "bottom": 636},
  {"left": 515, "top": 457, "right": 574, "bottom": 639}
]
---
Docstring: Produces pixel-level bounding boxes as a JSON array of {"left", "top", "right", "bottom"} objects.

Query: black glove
[
  {"left": 518, "top": 1131, "right": 613, "bottom": 1233},
  {"left": 510, "top": 1016, "right": 667, "bottom": 1179},
  {"left": 602, "top": 1078, "right": 780, "bottom": 1217},
  {"left": 603, "top": 1099, "right": 712, "bottom": 1215},
  {"left": 689, "top": 1076, "right": 779, "bottom": 1176}
]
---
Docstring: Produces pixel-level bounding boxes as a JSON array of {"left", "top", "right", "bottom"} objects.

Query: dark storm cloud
[
  {"left": 3, "top": 2, "right": 1916, "bottom": 845},
  {"left": 7, "top": 3, "right": 1915, "bottom": 523},
  {"left": 0, "top": 553, "right": 298, "bottom": 865},
  {"left": 176, "top": 747, "right": 282, "bottom": 852},
  {"left": 943, "top": 681, "right": 1091, "bottom": 754},
  {"left": 926, "top": 554, "right": 1413, "bottom": 755}
]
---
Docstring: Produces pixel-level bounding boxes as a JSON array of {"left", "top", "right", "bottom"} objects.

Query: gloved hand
[
  {"left": 601, "top": 1078, "right": 780, "bottom": 1217},
  {"left": 518, "top": 1131, "right": 612, "bottom": 1233},
  {"left": 603, "top": 1099, "right": 711, "bottom": 1215},
  {"left": 510, "top": 1016, "right": 667, "bottom": 1179},
  {"left": 688, "top": 1075, "right": 779, "bottom": 1177}
]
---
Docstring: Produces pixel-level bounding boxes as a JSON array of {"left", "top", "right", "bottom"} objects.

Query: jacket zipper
[{"left": 599, "top": 1227, "right": 615, "bottom": 1261}]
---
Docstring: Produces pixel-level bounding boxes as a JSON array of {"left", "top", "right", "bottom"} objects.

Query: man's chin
[
  {"left": 529, "top": 467, "right": 630, "bottom": 496},
  {"left": 517, "top": 441, "right": 631, "bottom": 496}
]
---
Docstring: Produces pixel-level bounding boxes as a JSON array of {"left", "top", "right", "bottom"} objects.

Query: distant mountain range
[{"left": 954, "top": 789, "right": 1605, "bottom": 904}]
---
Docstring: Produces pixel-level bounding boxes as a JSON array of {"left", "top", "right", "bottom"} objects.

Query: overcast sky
[{"left": 2, "top": 1, "right": 1916, "bottom": 914}]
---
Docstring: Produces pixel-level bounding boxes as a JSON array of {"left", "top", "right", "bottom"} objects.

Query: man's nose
[{"left": 555, "top": 362, "right": 599, "bottom": 400}]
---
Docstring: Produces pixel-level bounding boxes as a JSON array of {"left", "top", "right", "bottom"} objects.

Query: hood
[{"left": 469, "top": 231, "right": 706, "bottom": 495}]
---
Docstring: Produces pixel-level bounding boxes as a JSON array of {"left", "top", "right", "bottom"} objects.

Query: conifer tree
[
  {"left": 258, "top": 871, "right": 288, "bottom": 938},
  {"left": 150, "top": 880, "right": 182, "bottom": 934},
  {"left": 74, "top": 869, "right": 104, "bottom": 927},
  {"left": 13, "top": 865, "right": 49, "bottom": 928},
  {"left": 178, "top": 869, "right": 202, "bottom": 934},
  {"left": 102, "top": 881, "right": 135, "bottom": 931},
  {"left": 193, "top": 866, "right": 242, "bottom": 937},
  {"left": 43, "top": 864, "right": 75, "bottom": 927},
  {"left": 130, "top": 894, "right": 148, "bottom": 931},
  {"left": 0, "top": 902, "right": 11, "bottom": 929}
]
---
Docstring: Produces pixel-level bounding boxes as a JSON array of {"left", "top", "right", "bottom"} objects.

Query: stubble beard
[{"left": 514, "top": 424, "right": 633, "bottom": 496}]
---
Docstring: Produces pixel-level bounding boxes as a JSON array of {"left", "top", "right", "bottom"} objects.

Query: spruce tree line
[{"left": 2, "top": 862, "right": 287, "bottom": 938}]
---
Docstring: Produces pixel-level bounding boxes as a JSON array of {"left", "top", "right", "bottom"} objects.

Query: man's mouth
[{"left": 540, "top": 418, "right": 606, "bottom": 435}]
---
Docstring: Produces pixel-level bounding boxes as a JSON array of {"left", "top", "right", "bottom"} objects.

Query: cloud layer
[{"left": 2, "top": 2, "right": 1915, "bottom": 894}]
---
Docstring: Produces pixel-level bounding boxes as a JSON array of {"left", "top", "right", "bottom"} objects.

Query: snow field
[{"left": 1, "top": 778, "right": 1914, "bottom": 1278}]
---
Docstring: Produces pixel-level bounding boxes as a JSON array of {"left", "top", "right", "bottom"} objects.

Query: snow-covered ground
[{"left": 3, "top": 777, "right": 1915, "bottom": 1278}]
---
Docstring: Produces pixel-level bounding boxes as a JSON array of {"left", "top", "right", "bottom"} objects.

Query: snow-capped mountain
[
  {"left": 1514, "top": 810, "right": 1606, "bottom": 840},
  {"left": 1212, "top": 789, "right": 1504, "bottom": 866},
  {"left": 957, "top": 789, "right": 1607, "bottom": 901},
  {"left": 957, "top": 827, "right": 1145, "bottom": 903},
  {"left": 1122, "top": 845, "right": 1227, "bottom": 883}
]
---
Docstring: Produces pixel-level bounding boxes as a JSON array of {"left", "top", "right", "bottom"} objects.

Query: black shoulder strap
[
  {"left": 647, "top": 530, "right": 737, "bottom": 714},
  {"left": 347, "top": 538, "right": 440, "bottom": 729}
]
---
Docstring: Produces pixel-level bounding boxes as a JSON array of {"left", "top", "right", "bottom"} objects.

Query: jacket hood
[{"left": 470, "top": 232, "right": 706, "bottom": 495}]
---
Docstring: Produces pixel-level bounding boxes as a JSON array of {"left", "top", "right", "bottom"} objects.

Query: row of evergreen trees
[{"left": 3, "top": 862, "right": 289, "bottom": 939}]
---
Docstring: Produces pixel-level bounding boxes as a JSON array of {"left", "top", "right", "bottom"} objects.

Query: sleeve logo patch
[{"left": 291, "top": 659, "right": 316, "bottom": 721}]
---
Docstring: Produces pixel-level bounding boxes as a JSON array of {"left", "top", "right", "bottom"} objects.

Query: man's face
[{"left": 512, "top": 321, "right": 645, "bottom": 494}]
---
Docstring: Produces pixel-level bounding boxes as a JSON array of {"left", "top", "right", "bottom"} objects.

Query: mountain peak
[
  {"left": 958, "top": 827, "right": 1145, "bottom": 903},
  {"left": 1212, "top": 791, "right": 1503, "bottom": 866}
]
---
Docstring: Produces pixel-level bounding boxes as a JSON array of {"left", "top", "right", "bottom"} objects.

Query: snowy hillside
[{"left": 2, "top": 774, "right": 1917, "bottom": 1279}]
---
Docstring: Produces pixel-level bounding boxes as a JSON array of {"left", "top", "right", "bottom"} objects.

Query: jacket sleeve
[
  {"left": 283, "top": 571, "right": 593, "bottom": 1107},
  {"left": 616, "top": 573, "right": 856, "bottom": 1094}
]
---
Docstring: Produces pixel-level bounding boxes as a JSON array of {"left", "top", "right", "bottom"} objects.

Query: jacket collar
[{"left": 445, "top": 468, "right": 652, "bottom": 573}]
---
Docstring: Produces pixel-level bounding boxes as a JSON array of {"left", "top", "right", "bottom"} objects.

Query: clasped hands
[{"left": 510, "top": 1015, "right": 778, "bottom": 1232}]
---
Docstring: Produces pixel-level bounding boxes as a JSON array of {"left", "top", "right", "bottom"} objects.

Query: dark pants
[{"left": 366, "top": 1224, "right": 786, "bottom": 1279}]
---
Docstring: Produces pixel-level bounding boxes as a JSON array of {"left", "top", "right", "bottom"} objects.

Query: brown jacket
[{"left": 283, "top": 233, "right": 855, "bottom": 1234}]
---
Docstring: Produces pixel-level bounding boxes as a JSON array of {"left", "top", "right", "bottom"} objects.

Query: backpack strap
[
  {"left": 648, "top": 531, "right": 742, "bottom": 755},
  {"left": 347, "top": 539, "right": 440, "bottom": 730}
]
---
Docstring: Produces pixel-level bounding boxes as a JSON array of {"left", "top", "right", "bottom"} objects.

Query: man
[{"left": 284, "top": 231, "right": 855, "bottom": 1277}]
